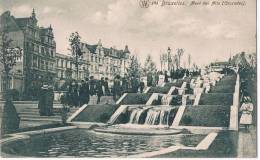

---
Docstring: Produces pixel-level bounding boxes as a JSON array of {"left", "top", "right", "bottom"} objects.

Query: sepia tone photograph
[{"left": 0, "top": 0, "right": 257, "bottom": 158}]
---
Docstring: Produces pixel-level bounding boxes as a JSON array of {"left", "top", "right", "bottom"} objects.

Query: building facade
[
  {"left": 0, "top": 10, "right": 56, "bottom": 98},
  {"left": 55, "top": 40, "right": 131, "bottom": 87},
  {"left": 1, "top": 10, "right": 131, "bottom": 97}
]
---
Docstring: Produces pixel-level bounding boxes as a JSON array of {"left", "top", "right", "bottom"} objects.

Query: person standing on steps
[
  {"left": 147, "top": 71, "right": 153, "bottom": 87},
  {"left": 46, "top": 85, "right": 54, "bottom": 116},
  {"left": 139, "top": 78, "right": 145, "bottom": 93},
  {"left": 89, "top": 76, "right": 96, "bottom": 96},
  {"left": 104, "top": 77, "right": 110, "bottom": 96},
  {"left": 164, "top": 71, "right": 169, "bottom": 83},
  {"left": 38, "top": 83, "right": 49, "bottom": 116},
  {"left": 113, "top": 75, "right": 121, "bottom": 101},
  {"left": 71, "top": 81, "right": 79, "bottom": 107},
  {"left": 122, "top": 74, "right": 129, "bottom": 93},
  {"left": 155, "top": 71, "right": 159, "bottom": 86},
  {"left": 239, "top": 96, "right": 254, "bottom": 131},
  {"left": 79, "top": 79, "right": 90, "bottom": 106},
  {"left": 96, "top": 79, "right": 104, "bottom": 104}
]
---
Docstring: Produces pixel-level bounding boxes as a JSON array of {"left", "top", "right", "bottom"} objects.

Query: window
[
  {"left": 51, "top": 50, "right": 53, "bottom": 57},
  {"left": 33, "top": 55, "right": 37, "bottom": 67},
  {"left": 46, "top": 62, "right": 48, "bottom": 70},
  {"left": 36, "top": 45, "right": 39, "bottom": 52},
  {"left": 61, "top": 71, "right": 64, "bottom": 78},
  {"left": 61, "top": 60, "right": 64, "bottom": 68},
  {"left": 91, "top": 55, "right": 93, "bottom": 62},
  {"left": 38, "top": 59, "right": 41, "bottom": 68},
  {"left": 41, "top": 47, "right": 44, "bottom": 54},
  {"left": 65, "top": 61, "right": 68, "bottom": 68},
  {"left": 45, "top": 47, "right": 49, "bottom": 55},
  {"left": 50, "top": 63, "right": 53, "bottom": 70},
  {"left": 31, "top": 43, "right": 34, "bottom": 51},
  {"left": 41, "top": 60, "right": 44, "bottom": 69}
]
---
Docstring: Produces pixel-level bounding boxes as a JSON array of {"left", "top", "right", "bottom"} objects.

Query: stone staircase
[
  {"left": 0, "top": 101, "right": 78, "bottom": 129},
  {"left": 18, "top": 104, "right": 78, "bottom": 126}
]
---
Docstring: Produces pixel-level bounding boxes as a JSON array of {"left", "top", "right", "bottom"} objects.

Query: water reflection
[{"left": 3, "top": 129, "right": 205, "bottom": 157}]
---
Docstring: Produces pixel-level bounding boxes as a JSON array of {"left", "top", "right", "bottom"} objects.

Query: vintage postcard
[{"left": 0, "top": 0, "right": 257, "bottom": 158}]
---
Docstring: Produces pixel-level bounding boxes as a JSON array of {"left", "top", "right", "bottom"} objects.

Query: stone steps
[
  {"left": 18, "top": 106, "right": 79, "bottom": 128},
  {"left": 20, "top": 114, "right": 61, "bottom": 119},
  {"left": 21, "top": 117, "right": 62, "bottom": 122}
]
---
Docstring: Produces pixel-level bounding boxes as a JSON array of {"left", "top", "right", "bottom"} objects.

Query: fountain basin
[
  {"left": 94, "top": 124, "right": 183, "bottom": 135},
  {"left": 1, "top": 128, "right": 205, "bottom": 158}
]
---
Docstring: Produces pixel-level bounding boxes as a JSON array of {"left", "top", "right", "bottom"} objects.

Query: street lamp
[
  {"left": 160, "top": 55, "right": 163, "bottom": 72},
  {"left": 167, "top": 47, "right": 171, "bottom": 71}
]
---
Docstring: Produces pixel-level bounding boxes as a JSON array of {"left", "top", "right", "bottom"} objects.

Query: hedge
[
  {"left": 179, "top": 105, "right": 230, "bottom": 127},
  {"left": 199, "top": 93, "right": 233, "bottom": 106},
  {"left": 120, "top": 93, "right": 152, "bottom": 105},
  {"left": 72, "top": 104, "right": 119, "bottom": 123}
]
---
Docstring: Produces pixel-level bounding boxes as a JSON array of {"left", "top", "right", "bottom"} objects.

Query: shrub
[
  {"left": 121, "top": 93, "right": 151, "bottom": 104},
  {"left": 4, "top": 89, "right": 20, "bottom": 101},
  {"left": 182, "top": 115, "right": 192, "bottom": 125},
  {"left": 99, "top": 113, "right": 110, "bottom": 123},
  {"left": 1, "top": 100, "right": 20, "bottom": 136},
  {"left": 170, "top": 95, "right": 182, "bottom": 105},
  {"left": 148, "top": 86, "right": 171, "bottom": 94}
]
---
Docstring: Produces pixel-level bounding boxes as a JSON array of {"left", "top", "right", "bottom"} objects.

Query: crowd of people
[{"left": 61, "top": 75, "right": 148, "bottom": 107}]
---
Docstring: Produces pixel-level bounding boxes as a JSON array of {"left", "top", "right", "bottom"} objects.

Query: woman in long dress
[{"left": 239, "top": 96, "right": 254, "bottom": 130}]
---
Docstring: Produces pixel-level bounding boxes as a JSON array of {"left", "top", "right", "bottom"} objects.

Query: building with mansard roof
[
  {"left": 56, "top": 39, "right": 131, "bottom": 87},
  {"left": 0, "top": 9, "right": 56, "bottom": 99}
]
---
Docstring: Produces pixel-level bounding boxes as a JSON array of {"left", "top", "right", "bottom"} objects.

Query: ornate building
[
  {"left": 56, "top": 40, "right": 131, "bottom": 86},
  {"left": 80, "top": 39, "right": 130, "bottom": 80},
  {"left": 1, "top": 9, "right": 131, "bottom": 97},
  {"left": 0, "top": 10, "right": 56, "bottom": 98}
]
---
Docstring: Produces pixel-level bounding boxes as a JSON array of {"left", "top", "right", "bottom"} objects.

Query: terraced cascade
[{"left": 67, "top": 72, "right": 237, "bottom": 133}]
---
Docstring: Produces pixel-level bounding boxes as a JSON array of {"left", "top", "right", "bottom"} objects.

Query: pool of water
[{"left": 2, "top": 129, "right": 205, "bottom": 157}]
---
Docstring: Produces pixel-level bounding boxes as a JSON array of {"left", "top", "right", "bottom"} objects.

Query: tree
[
  {"left": 143, "top": 54, "right": 157, "bottom": 75},
  {"left": 127, "top": 55, "right": 141, "bottom": 78},
  {"left": 188, "top": 54, "right": 191, "bottom": 69},
  {"left": 176, "top": 48, "right": 184, "bottom": 69},
  {"left": 0, "top": 29, "right": 22, "bottom": 135},
  {"left": 69, "top": 32, "right": 84, "bottom": 81},
  {"left": 0, "top": 30, "right": 22, "bottom": 91}
]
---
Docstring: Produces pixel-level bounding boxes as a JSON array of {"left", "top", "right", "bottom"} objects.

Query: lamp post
[
  {"left": 167, "top": 47, "right": 171, "bottom": 71},
  {"left": 160, "top": 55, "right": 163, "bottom": 72}
]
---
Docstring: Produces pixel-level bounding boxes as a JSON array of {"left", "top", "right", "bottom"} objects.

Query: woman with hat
[
  {"left": 239, "top": 96, "right": 254, "bottom": 130},
  {"left": 38, "top": 83, "right": 49, "bottom": 116}
]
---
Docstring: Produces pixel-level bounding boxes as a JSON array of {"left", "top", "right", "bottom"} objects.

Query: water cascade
[
  {"left": 127, "top": 107, "right": 174, "bottom": 126},
  {"left": 128, "top": 108, "right": 146, "bottom": 124},
  {"left": 161, "top": 95, "right": 172, "bottom": 105}
]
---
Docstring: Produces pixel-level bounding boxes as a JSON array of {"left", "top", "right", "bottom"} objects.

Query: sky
[{"left": 0, "top": 0, "right": 256, "bottom": 67}]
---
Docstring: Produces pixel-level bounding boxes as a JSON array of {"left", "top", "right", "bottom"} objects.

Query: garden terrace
[
  {"left": 120, "top": 93, "right": 152, "bottom": 105},
  {"left": 210, "top": 75, "right": 236, "bottom": 93},
  {"left": 164, "top": 79, "right": 184, "bottom": 88},
  {"left": 148, "top": 86, "right": 172, "bottom": 94},
  {"left": 199, "top": 93, "right": 233, "bottom": 106},
  {"left": 170, "top": 95, "right": 182, "bottom": 105},
  {"left": 179, "top": 105, "right": 230, "bottom": 127},
  {"left": 72, "top": 104, "right": 119, "bottom": 123}
]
